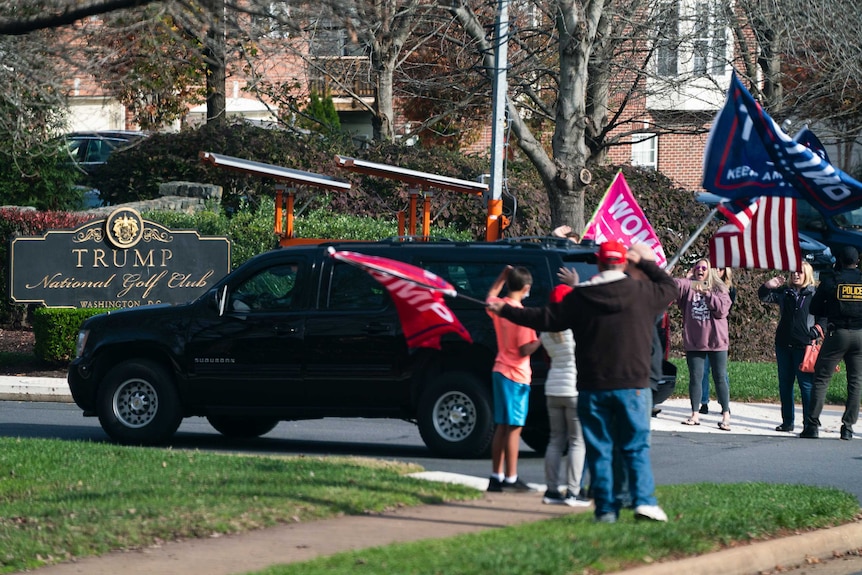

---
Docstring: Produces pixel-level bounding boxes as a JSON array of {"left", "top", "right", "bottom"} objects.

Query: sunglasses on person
[{"left": 693, "top": 265, "right": 708, "bottom": 271}]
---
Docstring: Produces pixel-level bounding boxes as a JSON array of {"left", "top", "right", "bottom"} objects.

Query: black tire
[
  {"left": 520, "top": 425, "right": 550, "bottom": 456},
  {"left": 207, "top": 415, "right": 279, "bottom": 438},
  {"left": 417, "top": 372, "right": 493, "bottom": 458},
  {"left": 96, "top": 360, "right": 182, "bottom": 445}
]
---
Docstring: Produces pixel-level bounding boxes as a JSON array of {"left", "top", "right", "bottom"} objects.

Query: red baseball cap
[
  {"left": 597, "top": 240, "right": 627, "bottom": 265},
  {"left": 549, "top": 284, "right": 573, "bottom": 304}
]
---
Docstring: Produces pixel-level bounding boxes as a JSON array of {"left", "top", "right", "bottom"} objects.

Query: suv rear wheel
[
  {"left": 417, "top": 372, "right": 493, "bottom": 458},
  {"left": 96, "top": 359, "right": 182, "bottom": 445}
]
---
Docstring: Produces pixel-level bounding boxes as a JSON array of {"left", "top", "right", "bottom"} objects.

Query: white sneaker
[
  {"left": 634, "top": 505, "right": 668, "bottom": 522},
  {"left": 564, "top": 494, "right": 592, "bottom": 507}
]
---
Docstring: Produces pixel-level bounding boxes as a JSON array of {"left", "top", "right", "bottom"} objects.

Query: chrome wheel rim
[
  {"left": 431, "top": 391, "right": 476, "bottom": 442},
  {"left": 112, "top": 378, "right": 158, "bottom": 429}
]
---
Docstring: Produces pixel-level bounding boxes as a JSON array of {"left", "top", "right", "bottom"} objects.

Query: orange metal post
[
  {"left": 397, "top": 212, "right": 406, "bottom": 236},
  {"left": 486, "top": 198, "right": 504, "bottom": 241},
  {"left": 408, "top": 190, "right": 419, "bottom": 236},
  {"left": 421, "top": 192, "right": 432, "bottom": 238},
  {"left": 274, "top": 185, "right": 284, "bottom": 237},
  {"left": 285, "top": 188, "right": 296, "bottom": 239}
]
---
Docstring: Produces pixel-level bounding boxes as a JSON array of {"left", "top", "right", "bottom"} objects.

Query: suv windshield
[{"left": 798, "top": 200, "right": 862, "bottom": 230}]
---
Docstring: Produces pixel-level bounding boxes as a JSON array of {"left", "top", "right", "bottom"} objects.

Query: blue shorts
[{"left": 492, "top": 372, "right": 530, "bottom": 426}]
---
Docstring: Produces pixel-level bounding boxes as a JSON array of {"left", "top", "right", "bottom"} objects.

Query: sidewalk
[{"left": 3, "top": 376, "right": 862, "bottom": 575}]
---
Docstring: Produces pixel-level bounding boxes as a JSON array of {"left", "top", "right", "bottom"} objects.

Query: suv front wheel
[
  {"left": 96, "top": 359, "right": 183, "bottom": 445},
  {"left": 417, "top": 372, "right": 494, "bottom": 458}
]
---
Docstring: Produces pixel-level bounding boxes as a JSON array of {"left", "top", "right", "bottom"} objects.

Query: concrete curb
[
  {"left": 616, "top": 521, "right": 862, "bottom": 575},
  {"left": 0, "top": 376, "right": 72, "bottom": 403}
]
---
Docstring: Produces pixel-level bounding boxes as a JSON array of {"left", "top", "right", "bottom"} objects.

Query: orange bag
[
  {"left": 799, "top": 339, "right": 821, "bottom": 373},
  {"left": 799, "top": 325, "right": 839, "bottom": 373}
]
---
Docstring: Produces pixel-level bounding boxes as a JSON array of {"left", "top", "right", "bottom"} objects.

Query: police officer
[{"left": 804, "top": 245, "right": 862, "bottom": 439}]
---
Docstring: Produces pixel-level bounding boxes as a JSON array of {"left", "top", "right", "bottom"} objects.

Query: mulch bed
[{"left": 0, "top": 329, "right": 68, "bottom": 378}]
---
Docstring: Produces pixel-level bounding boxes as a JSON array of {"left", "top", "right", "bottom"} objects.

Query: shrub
[
  {"left": 32, "top": 307, "right": 110, "bottom": 362},
  {"left": 0, "top": 209, "right": 97, "bottom": 326}
]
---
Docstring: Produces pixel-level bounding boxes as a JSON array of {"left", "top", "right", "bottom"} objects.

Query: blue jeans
[
  {"left": 578, "top": 388, "right": 657, "bottom": 518},
  {"left": 775, "top": 345, "right": 813, "bottom": 428}
]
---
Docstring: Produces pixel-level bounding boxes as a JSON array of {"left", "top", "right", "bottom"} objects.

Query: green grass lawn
[
  {"left": 0, "top": 437, "right": 858, "bottom": 575},
  {"left": 0, "top": 438, "right": 479, "bottom": 574},
  {"left": 669, "top": 358, "right": 848, "bottom": 404},
  {"left": 250, "top": 483, "right": 858, "bottom": 575}
]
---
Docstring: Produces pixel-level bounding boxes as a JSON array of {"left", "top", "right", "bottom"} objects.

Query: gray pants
[
  {"left": 545, "top": 395, "right": 586, "bottom": 494},
  {"left": 807, "top": 327, "right": 862, "bottom": 429},
  {"left": 686, "top": 351, "right": 730, "bottom": 414}
]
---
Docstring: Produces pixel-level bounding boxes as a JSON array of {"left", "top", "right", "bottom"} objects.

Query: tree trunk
[
  {"left": 373, "top": 52, "right": 397, "bottom": 141},
  {"left": 204, "top": 0, "right": 226, "bottom": 125}
]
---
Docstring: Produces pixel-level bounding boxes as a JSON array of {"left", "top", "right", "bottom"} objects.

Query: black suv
[{"left": 68, "top": 238, "right": 669, "bottom": 457}]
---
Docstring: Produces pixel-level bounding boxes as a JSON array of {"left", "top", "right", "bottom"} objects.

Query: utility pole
[{"left": 485, "top": 0, "right": 509, "bottom": 241}]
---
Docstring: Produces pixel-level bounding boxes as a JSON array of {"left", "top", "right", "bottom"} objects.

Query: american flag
[
  {"left": 717, "top": 197, "right": 759, "bottom": 232},
  {"left": 709, "top": 196, "right": 802, "bottom": 271}
]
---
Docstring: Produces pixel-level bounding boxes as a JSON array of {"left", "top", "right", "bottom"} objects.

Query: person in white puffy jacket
[{"left": 540, "top": 282, "right": 590, "bottom": 507}]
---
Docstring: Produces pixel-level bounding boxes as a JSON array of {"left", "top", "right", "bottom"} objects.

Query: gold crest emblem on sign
[
  {"left": 112, "top": 215, "right": 139, "bottom": 245},
  {"left": 105, "top": 207, "right": 144, "bottom": 249}
]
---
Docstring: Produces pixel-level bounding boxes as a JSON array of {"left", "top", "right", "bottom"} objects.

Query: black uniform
[{"left": 806, "top": 265, "right": 862, "bottom": 439}]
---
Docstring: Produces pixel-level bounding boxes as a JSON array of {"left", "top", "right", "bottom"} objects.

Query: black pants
[{"left": 807, "top": 327, "right": 862, "bottom": 429}]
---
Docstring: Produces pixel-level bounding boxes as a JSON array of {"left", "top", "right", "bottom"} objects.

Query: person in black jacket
[
  {"left": 805, "top": 246, "right": 862, "bottom": 440},
  {"left": 758, "top": 261, "right": 825, "bottom": 432},
  {"left": 487, "top": 241, "right": 676, "bottom": 523}
]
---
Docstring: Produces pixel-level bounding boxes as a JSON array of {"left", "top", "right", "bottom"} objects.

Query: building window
[
  {"left": 631, "top": 132, "right": 658, "bottom": 169},
  {"left": 308, "top": 19, "right": 365, "bottom": 57},
  {"left": 656, "top": 0, "right": 728, "bottom": 78},
  {"left": 692, "top": 2, "right": 727, "bottom": 76},
  {"left": 656, "top": 1, "right": 679, "bottom": 77},
  {"left": 252, "top": 2, "right": 291, "bottom": 39}
]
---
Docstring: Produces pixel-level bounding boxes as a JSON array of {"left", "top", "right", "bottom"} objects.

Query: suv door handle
[
  {"left": 364, "top": 322, "right": 390, "bottom": 334},
  {"left": 273, "top": 324, "right": 299, "bottom": 335}
]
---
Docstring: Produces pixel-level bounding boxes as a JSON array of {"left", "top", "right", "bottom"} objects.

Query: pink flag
[
  {"left": 328, "top": 249, "right": 473, "bottom": 349},
  {"left": 709, "top": 196, "right": 801, "bottom": 271},
  {"left": 582, "top": 172, "right": 667, "bottom": 267}
]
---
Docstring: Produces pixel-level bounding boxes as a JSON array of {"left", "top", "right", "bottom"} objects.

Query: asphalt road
[{"left": 3, "top": 400, "right": 862, "bottom": 504}]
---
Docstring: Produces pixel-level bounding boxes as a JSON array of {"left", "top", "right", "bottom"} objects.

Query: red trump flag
[{"left": 328, "top": 248, "right": 473, "bottom": 349}]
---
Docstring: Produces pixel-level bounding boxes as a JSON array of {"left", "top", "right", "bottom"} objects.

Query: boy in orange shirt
[{"left": 486, "top": 266, "right": 541, "bottom": 492}]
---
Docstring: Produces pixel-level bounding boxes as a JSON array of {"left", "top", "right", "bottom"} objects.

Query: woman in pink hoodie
[{"left": 676, "top": 259, "right": 733, "bottom": 430}]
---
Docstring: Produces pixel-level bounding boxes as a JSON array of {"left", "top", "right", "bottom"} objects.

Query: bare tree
[{"left": 0, "top": 0, "right": 228, "bottom": 130}]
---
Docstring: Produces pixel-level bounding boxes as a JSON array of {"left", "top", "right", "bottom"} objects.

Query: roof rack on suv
[
  {"left": 495, "top": 236, "right": 584, "bottom": 249},
  {"left": 377, "top": 236, "right": 457, "bottom": 243}
]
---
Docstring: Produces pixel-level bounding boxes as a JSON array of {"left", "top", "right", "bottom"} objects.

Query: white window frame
[
  {"left": 631, "top": 131, "right": 658, "bottom": 169},
  {"left": 655, "top": 0, "right": 729, "bottom": 79}
]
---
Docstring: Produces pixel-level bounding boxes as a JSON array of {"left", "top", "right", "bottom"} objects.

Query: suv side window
[
  {"left": 230, "top": 263, "right": 299, "bottom": 312},
  {"left": 422, "top": 261, "right": 548, "bottom": 309},
  {"left": 325, "top": 263, "right": 389, "bottom": 310}
]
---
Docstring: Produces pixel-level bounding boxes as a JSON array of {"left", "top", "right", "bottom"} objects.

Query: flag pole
[
  {"left": 665, "top": 207, "right": 718, "bottom": 273},
  {"left": 454, "top": 293, "right": 492, "bottom": 306}
]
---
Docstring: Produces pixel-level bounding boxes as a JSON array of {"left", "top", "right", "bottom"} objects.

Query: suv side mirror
[{"left": 214, "top": 285, "right": 228, "bottom": 316}]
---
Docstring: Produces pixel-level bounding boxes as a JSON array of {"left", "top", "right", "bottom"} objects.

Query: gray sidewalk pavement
[{"left": 4, "top": 376, "right": 862, "bottom": 575}]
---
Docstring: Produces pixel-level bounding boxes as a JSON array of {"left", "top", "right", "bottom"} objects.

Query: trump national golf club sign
[{"left": 9, "top": 207, "right": 230, "bottom": 308}]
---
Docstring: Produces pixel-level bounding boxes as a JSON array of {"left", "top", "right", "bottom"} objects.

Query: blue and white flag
[
  {"left": 793, "top": 125, "right": 830, "bottom": 163},
  {"left": 702, "top": 73, "right": 862, "bottom": 217}
]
